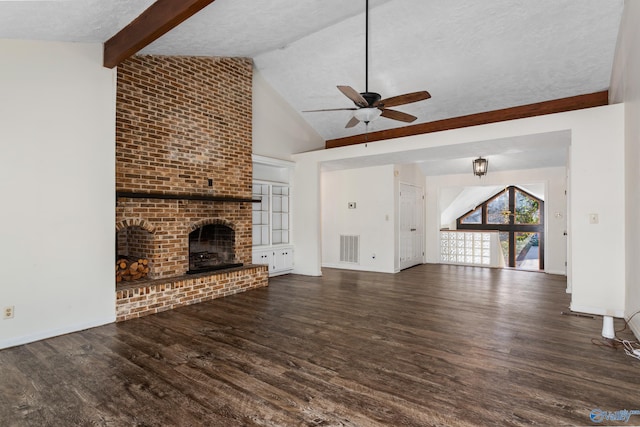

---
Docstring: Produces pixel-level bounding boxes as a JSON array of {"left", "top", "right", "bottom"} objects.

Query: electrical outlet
[{"left": 3, "top": 306, "right": 14, "bottom": 319}]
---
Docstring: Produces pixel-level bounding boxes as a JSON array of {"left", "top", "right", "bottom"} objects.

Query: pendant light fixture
[{"left": 473, "top": 157, "right": 488, "bottom": 178}]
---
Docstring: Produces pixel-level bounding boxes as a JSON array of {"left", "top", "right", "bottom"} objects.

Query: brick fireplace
[{"left": 115, "top": 55, "right": 267, "bottom": 322}]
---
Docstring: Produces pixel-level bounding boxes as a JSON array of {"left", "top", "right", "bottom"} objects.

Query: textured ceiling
[
  {"left": 0, "top": 0, "right": 153, "bottom": 43},
  {"left": 0, "top": 0, "right": 624, "bottom": 170},
  {"left": 143, "top": 0, "right": 624, "bottom": 142},
  {"left": 248, "top": 0, "right": 623, "bottom": 141}
]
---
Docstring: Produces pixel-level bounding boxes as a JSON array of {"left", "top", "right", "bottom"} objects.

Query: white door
[{"left": 399, "top": 183, "right": 424, "bottom": 270}]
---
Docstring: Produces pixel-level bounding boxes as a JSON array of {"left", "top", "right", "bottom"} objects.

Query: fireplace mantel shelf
[{"left": 116, "top": 191, "right": 259, "bottom": 203}]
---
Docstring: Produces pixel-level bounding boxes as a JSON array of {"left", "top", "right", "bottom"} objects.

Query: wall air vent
[{"left": 340, "top": 235, "right": 360, "bottom": 264}]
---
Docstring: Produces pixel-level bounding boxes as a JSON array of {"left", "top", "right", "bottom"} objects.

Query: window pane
[
  {"left": 461, "top": 207, "right": 482, "bottom": 224},
  {"left": 499, "top": 232, "right": 509, "bottom": 266},
  {"left": 487, "top": 191, "right": 509, "bottom": 224},
  {"left": 515, "top": 190, "right": 540, "bottom": 224},
  {"left": 515, "top": 232, "right": 540, "bottom": 270}
]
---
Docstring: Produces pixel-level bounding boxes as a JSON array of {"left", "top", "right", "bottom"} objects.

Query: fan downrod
[{"left": 301, "top": 0, "right": 430, "bottom": 128}]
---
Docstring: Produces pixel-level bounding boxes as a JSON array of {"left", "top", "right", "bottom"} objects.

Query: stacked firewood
[{"left": 116, "top": 257, "right": 150, "bottom": 282}]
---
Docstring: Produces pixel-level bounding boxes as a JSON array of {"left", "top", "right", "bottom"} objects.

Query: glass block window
[{"left": 440, "top": 231, "right": 492, "bottom": 266}]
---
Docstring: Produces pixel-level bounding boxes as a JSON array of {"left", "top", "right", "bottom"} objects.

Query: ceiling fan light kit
[
  {"left": 303, "top": 0, "right": 431, "bottom": 129},
  {"left": 353, "top": 107, "right": 382, "bottom": 124}
]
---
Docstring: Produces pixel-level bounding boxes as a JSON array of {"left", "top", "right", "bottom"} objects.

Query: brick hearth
[
  {"left": 115, "top": 266, "right": 267, "bottom": 322},
  {"left": 115, "top": 55, "right": 267, "bottom": 321}
]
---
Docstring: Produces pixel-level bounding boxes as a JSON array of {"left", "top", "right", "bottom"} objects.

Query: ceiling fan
[{"left": 304, "top": 0, "right": 431, "bottom": 129}]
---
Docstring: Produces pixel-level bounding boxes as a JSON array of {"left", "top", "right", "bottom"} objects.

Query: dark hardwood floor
[{"left": 1, "top": 264, "right": 639, "bottom": 426}]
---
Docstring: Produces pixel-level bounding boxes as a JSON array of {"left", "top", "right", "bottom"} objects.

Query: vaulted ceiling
[{"left": 0, "top": 0, "right": 624, "bottom": 164}]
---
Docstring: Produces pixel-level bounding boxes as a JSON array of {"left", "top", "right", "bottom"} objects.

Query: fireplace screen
[{"left": 188, "top": 224, "right": 242, "bottom": 274}]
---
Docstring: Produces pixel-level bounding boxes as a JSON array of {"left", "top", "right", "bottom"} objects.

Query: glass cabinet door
[
  {"left": 272, "top": 185, "right": 289, "bottom": 244},
  {"left": 252, "top": 184, "right": 270, "bottom": 246},
  {"left": 252, "top": 182, "right": 290, "bottom": 246}
]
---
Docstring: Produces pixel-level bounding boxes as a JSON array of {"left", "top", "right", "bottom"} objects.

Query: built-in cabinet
[
  {"left": 252, "top": 182, "right": 290, "bottom": 246},
  {"left": 252, "top": 247, "right": 294, "bottom": 276},
  {"left": 271, "top": 186, "right": 289, "bottom": 245},
  {"left": 251, "top": 155, "right": 295, "bottom": 277},
  {"left": 251, "top": 183, "right": 271, "bottom": 246}
]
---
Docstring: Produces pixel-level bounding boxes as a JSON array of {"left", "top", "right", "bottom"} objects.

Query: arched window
[{"left": 457, "top": 186, "right": 544, "bottom": 270}]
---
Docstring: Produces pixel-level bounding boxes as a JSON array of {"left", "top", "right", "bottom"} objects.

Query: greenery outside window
[{"left": 457, "top": 186, "right": 544, "bottom": 270}]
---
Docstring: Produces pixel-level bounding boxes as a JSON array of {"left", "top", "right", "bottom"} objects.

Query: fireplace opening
[{"left": 189, "top": 224, "right": 242, "bottom": 274}]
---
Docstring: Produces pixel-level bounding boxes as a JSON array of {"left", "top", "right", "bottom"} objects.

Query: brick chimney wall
[
  {"left": 115, "top": 55, "right": 254, "bottom": 278},
  {"left": 116, "top": 55, "right": 252, "bottom": 196}
]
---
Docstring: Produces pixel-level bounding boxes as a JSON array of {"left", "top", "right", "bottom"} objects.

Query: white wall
[
  {"left": 610, "top": 0, "right": 640, "bottom": 333},
  {"left": 425, "top": 167, "right": 568, "bottom": 276},
  {"left": 292, "top": 105, "right": 625, "bottom": 317},
  {"left": 568, "top": 108, "right": 625, "bottom": 317},
  {"left": 252, "top": 70, "right": 324, "bottom": 160},
  {"left": 395, "top": 163, "right": 425, "bottom": 186},
  {"left": 0, "top": 40, "right": 116, "bottom": 349},
  {"left": 322, "top": 165, "right": 395, "bottom": 272},
  {"left": 291, "top": 159, "right": 323, "bottom": 275},
  {"left": 320, "top": 163, "right": 424, "bottom": 273}
]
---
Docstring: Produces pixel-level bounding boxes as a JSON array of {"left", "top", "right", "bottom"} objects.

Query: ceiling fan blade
[
  {"left": 303, "top": 107, "right": 358, "bottom": 112},
  {"left": 337, "top": 85, "right": 368, "bottom": 107},
  {"left": 379, "top": 91, "right": 431, "bottom": 108},
  {"left": 380, "top": 109, "right": 417, "bottom": 123},
  {"left": 345, "top": 116, "right": 360, "bottom": 128}
]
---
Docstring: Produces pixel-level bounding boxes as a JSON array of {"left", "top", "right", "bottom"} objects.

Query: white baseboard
[
  {"left": 569, "top": 304, "right": 625, "bottom": 318},
  {"left": 0, "top": 316, "right": 115, "bottom": 350},
  {"left": 545, "top": 269, "right": 567, "bottom": 276},
  {"left": 321, "top": 262, "right": 395, "bottom": 274},
  {"left": 291, "top": 267, "right": 322, "bottom": 276}
]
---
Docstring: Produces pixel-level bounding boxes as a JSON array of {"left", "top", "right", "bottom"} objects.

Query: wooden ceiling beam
[
  {"left": 103, "top": 0, "right": 216, "bottom": 68},
  {"left": 325, "top": 91, "right": 609, "bottom": 149}
]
